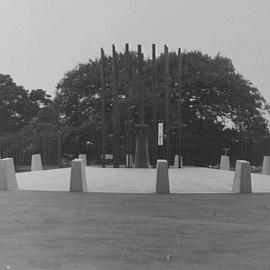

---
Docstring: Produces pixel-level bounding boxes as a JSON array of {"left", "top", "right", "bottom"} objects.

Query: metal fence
[
  {"left": 178, "top": 132, "right": 270, "bottom": 167},
  {"left": 3, "top": 129, "right": 267, "bottom": 169},
  {"left": 85, "top": 131, "right": 270, "bottom": 168},
  {"left": 0, "top": 132, "right": 61, "bottom": 168}
]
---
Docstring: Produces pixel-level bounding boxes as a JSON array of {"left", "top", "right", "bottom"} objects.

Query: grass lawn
[{"left": 0, "top": 190, "right": 270, "bottom": 269}]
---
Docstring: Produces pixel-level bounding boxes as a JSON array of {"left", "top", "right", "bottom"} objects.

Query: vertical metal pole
[
  {"left": 125, "top": 43, "right": 132, "bottom": 167},
  {"left": 125, "top": 43, "right": 130, "bottom": 156},
  {"left": 100, "top": 48, "right": 106, "bottom": 168},
  {"left": 58, "top": 133, "right": 62, "bottom": 167},
  {"left": 177, "top": 48, "right": 183, "bottom": 167},
  {"left": 134, "top": 44, "right": 150, "bottom": 168},
  {"left": 152, "top": 44, "right": 158, "bottom": 166},
  {"left": 138, "top": 44, "right": 144, "bottom": 124},
  {"left": 164, "top": 45, "right": 171, "bottom": 164},
  {"left": 112, "top": 44, "right": 120, "bottom": 168},
  {"left": 125, "top": 43, "right": 132, "bottom": 81}
]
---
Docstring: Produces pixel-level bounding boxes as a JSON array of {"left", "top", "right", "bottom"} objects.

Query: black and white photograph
[{"left": 0, "top": 0, "right": 270, "bottom": 269}]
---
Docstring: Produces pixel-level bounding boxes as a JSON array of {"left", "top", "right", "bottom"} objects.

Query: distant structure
[{"left": 100, "top": 44, "right": 183, "bottom": 168}]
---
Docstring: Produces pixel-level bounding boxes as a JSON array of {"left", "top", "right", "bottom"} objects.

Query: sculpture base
[{"left": 134, "top": 124, "right": 150, "bottom": 168}]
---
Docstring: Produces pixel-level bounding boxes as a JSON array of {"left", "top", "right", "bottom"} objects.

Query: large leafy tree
[
  {"left": 177, "top": 52, "right": 269, "bottom": 134},
  {"left": 0, "top": 74, "right": 52, "bottom": 133},
  {"left": 54, "top": 50, "right": 269, "bottom": 156}
]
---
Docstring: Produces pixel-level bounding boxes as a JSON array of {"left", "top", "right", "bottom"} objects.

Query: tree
[
  {"left": 54, "top": 49, "right": 270, "bottom": 159},
  {"left": 0, "top": 74, "right": 52, "bottom": 133},
  {"left": 177, "top": 52, "right": 269, "bottom": 134}
]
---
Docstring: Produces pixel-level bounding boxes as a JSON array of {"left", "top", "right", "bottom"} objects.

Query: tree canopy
[
  {"left": 52, "top": 49, "right": 270, "bottom": 160},
  {"left": 55, "top": 50, "right": 269, "bottom": 136},
  {"left": 0, "top": 74, "right": 52, "bottom": 133},
  {"left": 2, "top": 49, "right": 268, "bottom": 165}
]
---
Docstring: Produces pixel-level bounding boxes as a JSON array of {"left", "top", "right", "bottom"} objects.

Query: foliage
[
  {"left": 54, "top": 50, "right": 269, "bottom": 155},
  {"left": 0, "top": 74, "right": 52, "bottom": 133}
]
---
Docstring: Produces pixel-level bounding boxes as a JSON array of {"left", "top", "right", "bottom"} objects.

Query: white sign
[
  {"left": 104, "top": 154, "right": 113, "bottom": 159},
  {"left": 158, "top": 122, "right": 164, "bottom": 146}
]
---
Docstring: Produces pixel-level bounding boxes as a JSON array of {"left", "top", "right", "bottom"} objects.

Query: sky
[{"left": 0, "top": 0, "right": 270, "bottom": 102}]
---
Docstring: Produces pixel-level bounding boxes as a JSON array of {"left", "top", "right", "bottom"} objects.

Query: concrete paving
[{"left": 16, "top": 167, "right": 270, "bottom": 193}]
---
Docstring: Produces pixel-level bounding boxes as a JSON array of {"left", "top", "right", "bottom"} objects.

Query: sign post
[{"left": 158, "top": 122, "right": 164, "bottom": 146}]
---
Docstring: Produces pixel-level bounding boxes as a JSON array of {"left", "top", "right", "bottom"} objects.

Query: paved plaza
[{"left": 16, "top": 167, "right": 270, "bottom": 193}]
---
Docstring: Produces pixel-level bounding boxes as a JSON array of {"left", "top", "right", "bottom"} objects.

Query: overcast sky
[{"left": 0, "top": 0, "right": 269, "bottom": 102}]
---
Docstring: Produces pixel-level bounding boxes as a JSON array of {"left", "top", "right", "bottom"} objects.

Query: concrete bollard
[
  {"left": 31, "top": 154, "right": 43, "bottom": 171},
  {"left": 262, "top": 156, "right": 270, "bottom": 175},
  {"left": 78, "top": 154, "right": 87, "bottom": 167},
  {"left": 232, "top": 160, "right": 252, "bottom": 193},
  {"left": 0, "top": 158, "right": 18, "bottom": 190},
  {"left": 173, "top": 155, "right": 183, "bottom": 168},
  {"left": 156, "top": 160, "right": 170, "bottom": 194},
  {"left": 126, "top": 154, "right": 133, "bottom": 168},
  {"left": 70, "top": 159, "right": 88, "bottom": 192},
  {"left": 220, "top": 155, "right": 230, "bottom": 170}
]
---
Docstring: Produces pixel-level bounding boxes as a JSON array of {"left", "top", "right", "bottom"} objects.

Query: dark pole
[
  {"left": 100, "top": 48, "right": 106, "bottom": 168},
  {"left": 125, "top": 43, "right": 131, "bottom": 154},
  {"left": 138, "top": 44, "right": 144, "bottom": 124},
  {"left": 125, "top": 43, "right": 133, "bottom": 167},
  {"left": 125, "top": 43, "right": 132, "bottom": 81},
  {"left": 134, "top": 44, "right": 150, "bottom": 168},
  {"left": 152, "top": 44, "right": 158, "bottom": 166},
  {"left": 57, "top": 133, "right": 62, "bottom": 167},
  {"left": 177, "top": 48, "right": 183, "bottom": 167},
  {"left": 112, "top": 44, "right": 120, "bottom": 168},
  {"left": 164, "top": 45, "right": 171, "bottom": 164}
]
